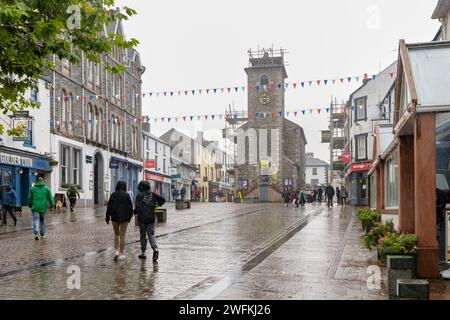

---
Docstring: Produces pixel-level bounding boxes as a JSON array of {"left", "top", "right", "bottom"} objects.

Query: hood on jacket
[
  {"left": 115, "top": 181, "right": 127, "bottom": 192},
  {"left": 137, "top": 180, "right": 151, "bottom": 192},
  {"left": 34, "top": 181, "right": 46, "bottom": 187}
]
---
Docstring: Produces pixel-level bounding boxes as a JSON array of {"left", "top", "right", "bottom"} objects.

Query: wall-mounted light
[{"left": 19, "top": 168, "right": 24, "bottom": 175}]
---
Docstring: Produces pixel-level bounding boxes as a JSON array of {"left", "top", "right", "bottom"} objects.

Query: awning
[{"left": 347, "top": 162, "right": 372, "bottom": 175}]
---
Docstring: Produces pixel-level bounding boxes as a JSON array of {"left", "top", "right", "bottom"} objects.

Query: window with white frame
[
  {"left": 95, "top": 62, "right": 100, "bottom": 86},
  {"left": 355, "top": 96, "right": 367, "bottom": 121},
  {"left": 385, "top": 152, "right": 399, "bottom": 208},
  {"left": 312, "top": 168, "right": 317, "bottom": 176},
  {"left": 73, "top": 149, "right": 81, "bottom": 185},
  {"left": 61, "top": 145, "right": 69, "bottom": 185},
  {"left": 355, "top": 134, "right": 367, "bottom": 160}
]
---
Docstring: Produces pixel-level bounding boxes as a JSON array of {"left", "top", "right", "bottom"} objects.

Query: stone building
[
  {"left": 235, "top": 49, "right": 307, "bottom": 202},
  {"left": 47, "top": 18, "right": 145, "bottom": 206}
]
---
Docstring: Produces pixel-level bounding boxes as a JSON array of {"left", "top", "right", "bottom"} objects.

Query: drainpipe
[{"left": 81, "top": 51, "right": 87, "bottom": 209}]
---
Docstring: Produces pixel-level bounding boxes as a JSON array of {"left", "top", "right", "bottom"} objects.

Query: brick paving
[{"left": 0, "top": 202, "right": 387, "bottom": 300}]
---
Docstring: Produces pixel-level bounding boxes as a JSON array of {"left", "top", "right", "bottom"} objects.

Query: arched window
[
  {"left": 98, "top": 109, "right": 103, "bottom": 144},
  {"left": 93, "top": 106, "right": 98, "bottom": 141},
  {"left": 87, "top": 104, "right": 93, "bottom": 139},
  {"left": 61, "top": 89, "right": 67, "bottom": 128},
  {"left": 260, "top": 75, "right": 269, "bottom": 86},
  {"left": 110, "top": 116, "right": 115, "bottom": 148},
  {"left": 68, "top": 93, "right": 74, "bottom": 130},
  {"left": 131, "top": 86, "right": 136, "bottom": 114}
]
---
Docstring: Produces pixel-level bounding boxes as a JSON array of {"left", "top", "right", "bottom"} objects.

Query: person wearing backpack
[
  {"left": 134, "top": 180, "right": 166, "bottom": 262},
  {"left": 66, "top": 184, "right": 80, "bottom": 212},
  {"left": 105, "top": 181, "right": 133, "bottom": 261}
]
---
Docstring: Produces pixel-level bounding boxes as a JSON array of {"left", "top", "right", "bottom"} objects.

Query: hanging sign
[{"left": 321, "top": 130, "right": 331, "bottom": 143}]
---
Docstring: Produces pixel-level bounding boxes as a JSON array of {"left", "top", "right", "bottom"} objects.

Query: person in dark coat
[
  {"left": 325, "top": 185, "right": 335, "bottom": 208},
  {"left": 135, "top": 180, "right": 166, "bottom": 261},
  {"left": 437, "top": 188, "right": 448, "bottom": 262},
  {"left": 336, "top": 187, "right": 341, "bottom": 205},
  {"left": 317, "top": 187, "right": 323, "bottom": 203},
  {"left": 180, "top": 187, "right": 186, "bottom": 200},
  {"left": 1, "top": 186, "right": 17, "bottom": 226},
  {"left": 282, "top": 188, "right": 290, "bottom": 207},
  {"left": 106, "top": 181, "right": 133, "bottom": 261}
]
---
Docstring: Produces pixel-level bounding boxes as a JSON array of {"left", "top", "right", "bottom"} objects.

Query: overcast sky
[{"left": 116, "top": 0, "right": 440, "bottom": 162}]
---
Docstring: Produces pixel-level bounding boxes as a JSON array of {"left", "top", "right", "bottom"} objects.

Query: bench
[{"left": 175, "top": 199, "right": 191, "bottom": 210}]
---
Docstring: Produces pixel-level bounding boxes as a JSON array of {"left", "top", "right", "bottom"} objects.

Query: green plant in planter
[
  {"left": 378, "top": 233, "right": 417, "bottom": 258},
  {"left": 363, "top": 220, "right": 395, "bottom": 250},
  {"left": 49, "top": 159, "right": 58, "bottom": 167},
  {"left": 357, "top": 208, "right": 380, "bottom": 231}
]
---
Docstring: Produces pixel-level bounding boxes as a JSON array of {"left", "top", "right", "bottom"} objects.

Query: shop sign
[
  {"left": 350, "top": 162, "right": 371, "bottom": 172},
  {"left": 145, "top": 172, "right": 171, "bottom": 184},
  {"left": 171, "top": 174, "right": 181, "bottom": 179},
  {"left": 86, "top": 155, "right": 93, "bottom": 164},
  {"left": 0, "top": 152, "right": 33, "bottom": 167},
  {"left": 341, "top": 152, "right": 351, "bottom": 163},
  {"left": 145, "top": 160, "right": 155, "bottom": 169},
  {"left": 321, "top": 130, "right": 331, "bottom": 143},
  {"left": 169, "top": 167, "right": 178, "bottom": 175}
]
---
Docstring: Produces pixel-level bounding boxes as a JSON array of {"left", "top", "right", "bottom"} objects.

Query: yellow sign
[{"left": 260, "top": 160, "right": 271, "bottom": 169}]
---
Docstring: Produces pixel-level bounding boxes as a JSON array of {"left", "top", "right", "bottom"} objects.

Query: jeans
[
  {"left": 2, "top": 205, "right": 17, "bottom": 225},
  {"left": 112, "top": 222, "right": 128, "bottom": 254},
  {"left": 139, "top": 222, "right": 157, "bottom": 252},
  {"left": 327, "top": 196, "right": 334, "bottom": 208},
  {"left": 33, "top": 212, "right": 46, "bottom": 236},
  {"left": 69, "top": 198, "right": 77, "bottom": 211}
]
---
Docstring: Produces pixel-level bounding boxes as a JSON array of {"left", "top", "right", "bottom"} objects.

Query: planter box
[
  {"left": 397, "top": 279, "right": 430, "bottom": 300},
  {"left": 387, "top": 255, "right": 415, "bottom": 300},
  {"left": 155, "top": 208, "right": 167, "bottom": 223},
  {"left": 175, "top": 199, "right": 191, "bottom": 210}
]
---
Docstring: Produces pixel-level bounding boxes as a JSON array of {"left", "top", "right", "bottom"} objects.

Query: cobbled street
[{"left": 0, "top": 202, "right": 387, "bottom": 300}]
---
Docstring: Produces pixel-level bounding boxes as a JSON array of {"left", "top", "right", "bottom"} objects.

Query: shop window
[
  {"left": 385, "top": 152, "right": 399, "bottom": 208},
  {"left": 436, "top": 112, "right": 450, "bottom": 201},
  {"left": 370, "top": 173, "right": 377, "bottom": 209}
]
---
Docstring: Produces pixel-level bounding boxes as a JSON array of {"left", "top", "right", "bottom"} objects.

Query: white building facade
[{"left": 305, "top": 153, "right": 329, "bottom": 188}]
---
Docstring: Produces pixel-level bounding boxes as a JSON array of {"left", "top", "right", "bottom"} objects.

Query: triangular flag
[
  {"left": 190, "top": 116, "right": 194, "bottom": 121},
  {"left": 316, "top": 80, "right": 321, "bottom": 86},
  {"left": 163, "top": 92, "right": 167, "bottom": 96},
  {"left": 183, "top": 116, "right": 186, "bottom": 121},
  {"left": 271, "top": 112, "right": 276, "bottom": 118},
  {"left": 161, "top": 117, "right": 165, "bottom": 122},
  {"left": 256, "top": 85, "right": 260, "bottom": 92},
  {"left": 389, "top": 72, "right": 394, "bottom": 79},
  {"left": 219, "top": 115, "right": 223, "bottom": 120},
  {"left": 340, "top": 78, "right": 344, "bottom": 83},
  {"left": 278, "top": 112, "right": 283, "bottom": 117},
  {"left": 308, "top": 81, "right": 312, "bottom": 87},
  {"left": 234, "top": 87, "right": 238, "bottom": 92},
  {"left": 301, "top": 82, "right": 305, "bottom": 88},
  {"left": 285, "top": 83, "right": 289, "bottom": 88},
  {"left": 302, "top": 110, "right": 306, "bottom": 115},
  {"left": 263, "top": 85, "right": 267, "bottom": 91},
  {"left": 191, "top": 90, "right": 195, "bottom": 95},
  {"left": 199, "top": 89, "right": 202, "bottom": 94},
  {"left": 185, "top": 91, "right": 188, "bottom": 96},
  {"left": 347, "top": 77, "right": 352, "bottom": 83},
  {"left": 270, "top": 83, "right": 275, "bottom": 90},
  {"left": 332, "top": 79, "right": 336, "bottom": 85},
  {"left": 293, "top": 83, "right": 297, "bottom": 89},
  {"left": 277, "top": 83, "right": 282, "bottom": 89},
  {"left": 241, "top": 86, "right": 245, "bottom": 92},
  {"left": 178, "top": 91, "right": 181, "bottom": 96},
  {"left": 206, "top": 89, "right": 210, "bottom": 94},
  {"left": 212, "top": 115, "right": 215, "bottom": 120},
  {"left": 324, "top": 80, "right": 328, "bottom": 86},
  {"left": 220, "top": 88, "right": 224, "bottom": 93},
  {"left": 227, "top": 88, "right": 231, "bottom": 93},
  {"left": 255, "top": 112, "right": 260, "bottom": 118},
  {"left": 197, "top": 116, "right": 201, "bottom": 120},
  {"left": 372, "top": 75, "right": 376, "bottom": 80},
  {"left": 356, "top": 77, "right": 360, "bottom": 82},
  {"left": 286, "top": 112, "right": 290, "bottom": 117},
  {"left": 156, "top": 93, "right": 160, "bottom": 97},
  {"left": 213, "top": 88, "right": 217, "bottom": 94},
  {"left": 294, "top": 111, "right": 298, "bottom": 116},
  {"left": 326, "top": 108, "right": 330, "bottom": 113},
  {"left": 309, "top": 109, "right": 313, "bottom": 114},
  {"left": 317, "top": 109, "right": 321, "bottom": 114},
  {"left": 170, "top": 92, "right": 174, "bottom": 96},
  {"left": 248, "top": 85, "right": 253, "bottom": 92}
]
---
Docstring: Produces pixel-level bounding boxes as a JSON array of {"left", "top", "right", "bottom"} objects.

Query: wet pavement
[{"left": 0, "top": 202, "right": 387, "bottom": 299}]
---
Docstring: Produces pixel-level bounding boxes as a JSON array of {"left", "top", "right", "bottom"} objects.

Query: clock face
[{"left": 259, "top": 93, "right": 271, "bottom": 105}]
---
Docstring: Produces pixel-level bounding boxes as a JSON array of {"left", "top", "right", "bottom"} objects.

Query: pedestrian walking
[
  {"left": 341, "top": 187, "right": 348, "bottom": 206},
  {"left": 336, "top": 187, "right": 341, "bottom": 206},
  {"left": 172, "top": 187, "right": 179, "bottom": 202},
  {"left": 195, "top": 187, "right": 201, "bottom": 202},
  {"left": 312, "top": 189, "right": 318, "bottom": 203},
  {"left": 292, "top": 190, "right": 299, "bottom": 207},
  {"left": 134, "top": 180, "right": 166, "bottom": 262},
  {"left": 317, "top": 187, "right": 323, "bottom": 203},
  {"left": 66, "top": 184, "right": 80, "bottom": 213},
  {"left": 282, "top": 188, "right": 290, "bottom": 207},
  {"left": 1, "top": 186, "right": 17, "bottom": 226},
  {"left": 299, "top": 189, "right": 307, "bottom": 207},
  {"left": 28, "top": 175, "right": 55, "bottom": 240},
  {"left": 325, "top": 184, "right": 335, "bottom": 208},
  {"left": 105, "top": 181, "right": 133, "bottom": 261},
  {"left": 180, "top": 186, "right": 186, "bottom": 200}
]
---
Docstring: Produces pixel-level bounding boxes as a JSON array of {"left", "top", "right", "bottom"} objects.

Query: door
[
  {"left": 94, "top": 153, "right": 104, "bottom": 205},
  {"left": 20, "top": 169, "right": 30, "bottom": 206},
  {"left": 260, "top": 185, "right": 269, "bottom": 202}
]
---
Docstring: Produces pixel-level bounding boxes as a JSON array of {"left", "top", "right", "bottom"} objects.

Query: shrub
[
  {"left": 378, "top": 233, "right": 417, "bottom": 258},
  {"left": 356, "top": 208, "right": 380, "bottom": 230},
  {"left": 363, "top": 220, "right": 395, "bottom": 250}
]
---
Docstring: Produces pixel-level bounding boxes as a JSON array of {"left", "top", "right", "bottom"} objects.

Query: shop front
[
  {"left": 110, "top": 156, "right": 142, "bottom": 202},
  {"left": 144, "top": 171, "right": 171, "bottom": 200},
  {"left": 0, "top": 146, "right": 52, "bottom": 207},
  {"left": 208, "top": 181, "right": 232, "bottom": 202},
  {"left": 346, "top": 162, "right": 371, "bottom": 206}
]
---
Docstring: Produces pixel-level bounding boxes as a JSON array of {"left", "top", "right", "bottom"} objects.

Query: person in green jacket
[
  {"left": 66, "top": 184, "right": 80, "bottom": 212},
  {"left": 28, "top": 175, "right": 55, "bottom": 240}
]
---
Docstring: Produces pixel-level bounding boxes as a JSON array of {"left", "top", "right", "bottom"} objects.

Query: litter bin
[{"left": 155, "top": 208, "right": 167, "bottom": 223}]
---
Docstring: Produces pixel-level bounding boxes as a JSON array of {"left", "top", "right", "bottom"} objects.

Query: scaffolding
[{"left": 329, "top": 97, "right": 348, "bottom": 185}]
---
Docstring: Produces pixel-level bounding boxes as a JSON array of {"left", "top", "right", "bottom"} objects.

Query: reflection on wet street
[{"left": 0, "top": 203, "right": 386, "bottom": 299}]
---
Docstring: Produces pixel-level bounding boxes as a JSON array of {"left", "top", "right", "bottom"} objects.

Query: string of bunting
[
  {"left": 55, "top": 72, "right": 397, "bottom": 101},
  {"left": 48, "top": 104, "right": 380, "bottom": 127}
]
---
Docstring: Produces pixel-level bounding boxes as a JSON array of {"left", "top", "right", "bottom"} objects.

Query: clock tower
[
  {"left": 235, "top": 48, "right": 307, "bottom": 202},
  {"left": 245, "top": 48, "right": 287, "bottom": 126}
]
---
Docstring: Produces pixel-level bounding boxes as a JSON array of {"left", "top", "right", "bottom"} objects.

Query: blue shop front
[
  {"left": 0, "top": 146, "right": 52, "bottom": 207},
  {"left": 109, "top": 156, "right": 142, "bottom": 202}
]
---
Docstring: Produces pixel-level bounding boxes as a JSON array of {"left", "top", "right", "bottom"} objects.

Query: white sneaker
[
  {"left": 114, "top": 251, "right": 119, "bottom": 260},
  {"left": 118, "top": 255, "right": 126, "bottom": 261}
]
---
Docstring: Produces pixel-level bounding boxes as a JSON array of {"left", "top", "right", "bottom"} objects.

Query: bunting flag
[{"left": 56, "top": 71, "right": 397, "bottom": 102}]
